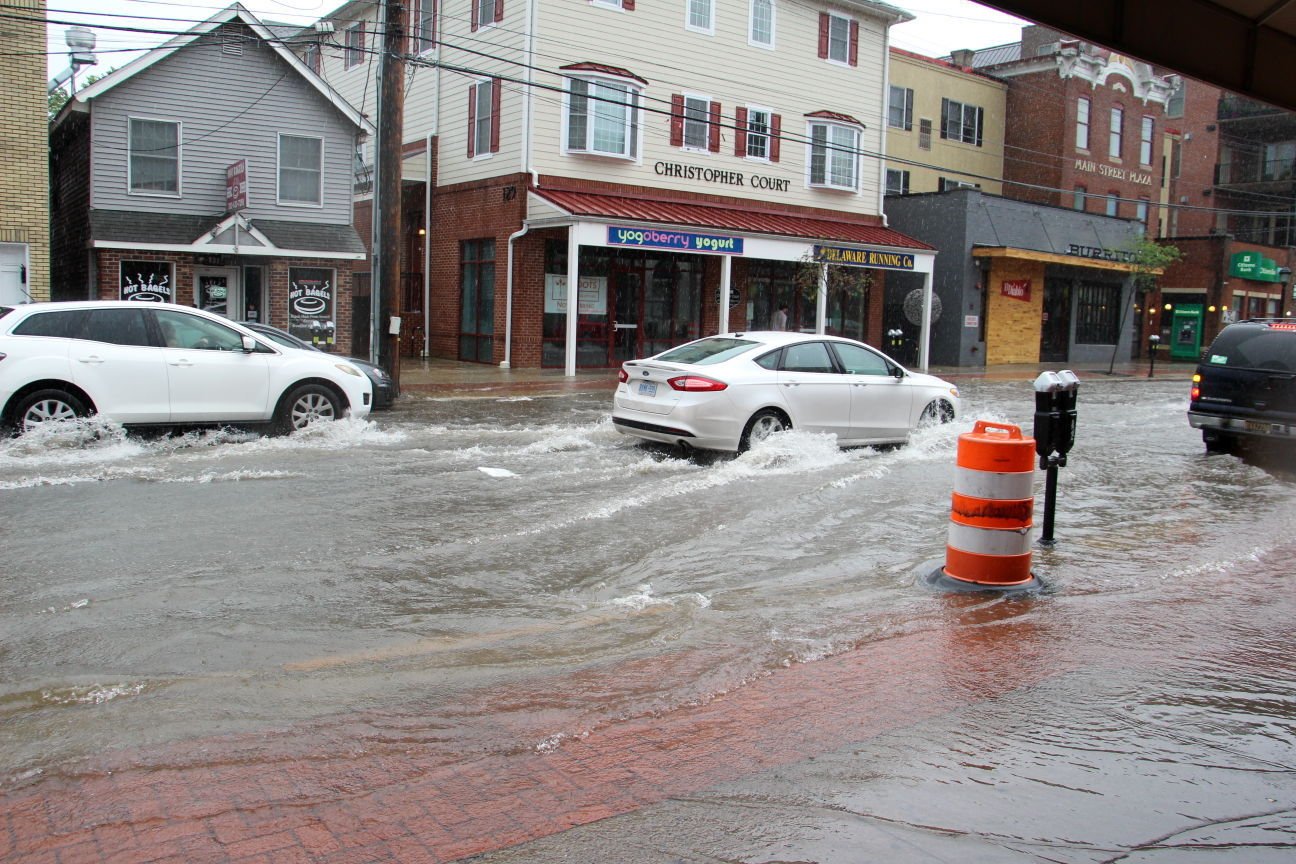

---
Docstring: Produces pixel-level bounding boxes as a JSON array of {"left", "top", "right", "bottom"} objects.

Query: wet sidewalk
[{"left": 391, "top": 355, "right": 1196, "bottom": 398}]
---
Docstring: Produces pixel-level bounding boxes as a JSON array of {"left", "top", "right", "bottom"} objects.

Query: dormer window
[
  {"left": 563, "top": 65, "right": 644, "bottom": 160},
  {"left": 807, "top": 113, "right": 862, "bottom": 191}
]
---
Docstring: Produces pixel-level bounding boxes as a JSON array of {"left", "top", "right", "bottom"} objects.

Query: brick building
[
  {"left": 49, "top": 5, "right": 372, "bottom": 355},
  {"left": 0, "top": 0, "right": 50, "bottom": 304},
  {"left": 312, "top": 0, "right": 941, "bottom": 372}
]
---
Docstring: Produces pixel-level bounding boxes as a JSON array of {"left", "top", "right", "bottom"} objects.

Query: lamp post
[{"left": 1148, "top": 334, "right": 1160, "bottom": 378}]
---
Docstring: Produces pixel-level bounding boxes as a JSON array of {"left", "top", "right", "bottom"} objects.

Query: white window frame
[
  {"left": 1109, "top": 106, "right": 1124, "bottom": 159},
  {"left": 127, "top": 116, "right": 182, "bottom": 198},
  {"left": 885, "top": 168, "right": 909, "bottom": 196},
  {"left": 807, "top": 121, "right": 860, "bottom": 192},
  {"left": 749, "top": 0, "right": 775, "bottom": 49},
  {"left": 591, "top": 0, "right": 626, "bottom": 8},
  {"left": 343, "top": 22, "right": 364, "bottom": 69},
  {"left": 1073, "top": 185, "right": 1086, "bottom": 210},
  {"left": 826, "top": 12, "right": 851, "bottom": 65},
  {"left": 470, "top": 79, "right": 494, "bottom": 160},
  {"left": 1106, "top": 192, "right": 1119, "bottom": 216},
  {"left": 562, "top": 74, "right": 641, "bottom": 161},
  {"left": 413, "top": 0, "right": 435, "bottom": 54},
  {"left": 1139, "top": 116, "right": 1154, "bottom": 166},
  {"left": 475, "top": 0, "right": 497, "bottom": 31},
  {"left": 744, "top": 105, "right": 773, "bottom": 161},
  {"left": 682, "top": 93, "right": 712, "bottom": 152},
  {"left": 887, "top": 86, "right": 913, "bottom": 130},
  {"left": 1076, "top": 97, "right": 1090, "bottom": 150},
  {"left": 277, "top": 132, "right": 323, "bottom": 207},
  {"left": 686, "top": 0, "right": 715, "bottom": 35}
]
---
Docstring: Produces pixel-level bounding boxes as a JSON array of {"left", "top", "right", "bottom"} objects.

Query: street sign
[{"left": 226, "top": 159, "right": 247, "bottom": 213}]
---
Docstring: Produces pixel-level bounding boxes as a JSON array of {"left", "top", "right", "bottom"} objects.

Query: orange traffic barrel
[{"left": 943, "top": 420, "right": 1037, "bottom": 587}]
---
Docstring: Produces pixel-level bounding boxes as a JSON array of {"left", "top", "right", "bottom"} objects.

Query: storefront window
[
  {"left": 1074, "top": 281, "right": 1122, "bottom": 344},
  {"left": 825, "top": 269, "right": 871, "bottom": 342},
  {"left": 460, "top": 239, "right": 496, "bottom": 363}
]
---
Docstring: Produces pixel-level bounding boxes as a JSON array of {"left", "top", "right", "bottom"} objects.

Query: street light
[{"left": 1148, "top": 334, "right": 1160, "bottom": 378}]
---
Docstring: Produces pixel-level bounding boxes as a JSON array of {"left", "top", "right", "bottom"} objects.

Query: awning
[
  {"left": 973, "top": 245, "right": 1153, "bottom": 275},
  {"left": 89, "top": 210, "right": 367, "bottom": 261},
  {"left": 530, "top": 188, "right": 933, "bottom": 252}
]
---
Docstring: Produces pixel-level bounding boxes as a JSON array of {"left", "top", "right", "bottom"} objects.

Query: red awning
[{"left": 531, "top": 188, "right": 932, "bottom": 251}]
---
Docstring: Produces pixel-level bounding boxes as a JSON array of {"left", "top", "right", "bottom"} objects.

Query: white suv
[{"left": 0, "top": 301, "right": 372, "bottom": 434}]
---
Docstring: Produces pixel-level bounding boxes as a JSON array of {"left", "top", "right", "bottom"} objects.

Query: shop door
[
  {"left": 611, "top": 266, "right": 643, "bottom": 365},
  {"left": 0, "top": 244, "right": 28, "bottom": 305},
  {"left": 1040, "top": 278, "right": 1071, "bottom": 362},
  {"left": 195, "top": 269, "right": 239, "bottom": 319}
]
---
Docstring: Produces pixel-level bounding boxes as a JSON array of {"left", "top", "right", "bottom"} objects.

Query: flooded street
[{"left": 2, "top": 376, "right": 1295, "bottom": 861}]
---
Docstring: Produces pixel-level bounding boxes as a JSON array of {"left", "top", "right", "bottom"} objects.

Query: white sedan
[
  {"left": 612, "top": 332, "right": 959, "bottom": 454},
  {"left": 0, "top": 301, "right": 372, "bottom": 434}
]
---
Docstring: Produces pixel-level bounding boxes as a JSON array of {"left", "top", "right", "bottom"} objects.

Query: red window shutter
[
  {"left": 734, "top": 107, "right": 748, "bottom": 156},
  {"left": 623, "top": 0, "right": 635, "bottom": 9},
  {"left": 817, "top": 13, "right": 829, "bottom": 59},
  {"left": 471, "top": 0, "right": 479, "bottom": 31},
  {"left": 670, "top": 94, "right": 684, "bottom": 147},
  {"left": 708, "top": 101, "right": 721, "bottom": 152},
  {"left": 770, "top": 113, "right": 781, "bottom": 162},
  {"left": 494, "top": 0, "right": 504, "bottom": 23},
  {"left": 490, "top": 78, "right": 502, "bottom": 153},
  {"left": 467, "top": 85, "right": 476, "bottom": 157},
  {"left": 849, "top": 20, "right": 859, "bottom": 66}
]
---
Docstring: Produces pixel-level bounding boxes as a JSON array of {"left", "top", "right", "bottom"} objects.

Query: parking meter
[
  {"left": 1032, "top": 370, "right": 1079, "bottom": 546},
  {"left": 325, "top": 320, "right": 336, "bottom": 347},
  {"left": 310, "top": 320, "right": 322, "bottom": 346}
]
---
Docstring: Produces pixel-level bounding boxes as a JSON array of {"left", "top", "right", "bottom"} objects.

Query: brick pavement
[{"left": 2, "top": 615, "right": 1063, "bottom": 864}]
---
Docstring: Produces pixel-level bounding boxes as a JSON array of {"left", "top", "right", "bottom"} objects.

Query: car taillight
[
  {"left": 668, "top": 375, "right": 728, "bottom": 392},
  {"left": 1191, "top": 372, "right": 1201, "bottom": 402},
  {"left": 1268, "top": 322, "right": 1296, "bottom": 331},
  {"left": 618, "top": 368, "right": 629, "bottom": 383}
]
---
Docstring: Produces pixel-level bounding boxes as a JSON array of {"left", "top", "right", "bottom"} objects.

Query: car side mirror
[
  {"left": 892, "top": 365, "right": 904, "bottom": 379},
  {"left": 242, "top": 335, "right": 257, "bottom": 353}
]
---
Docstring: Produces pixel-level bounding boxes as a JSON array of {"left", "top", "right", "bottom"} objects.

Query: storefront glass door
[
  {"left": 195, "top": 268, "right": 239, "bottom": 318},
  {"left": 1041, "top": 278, "right": 1071, "bottom": 362}
]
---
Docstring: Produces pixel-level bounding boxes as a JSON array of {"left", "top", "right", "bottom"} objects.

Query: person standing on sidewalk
[{"left": 772, "top": 304, "right": 789, "bottom": 331}]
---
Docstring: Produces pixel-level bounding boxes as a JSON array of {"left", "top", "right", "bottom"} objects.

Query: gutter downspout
[
  {"left": 502, "top": 0, "right": 539, "bottom": 368},
  {"left": 423, "top": 135, "right": 432, "bottom": 357},
  {"left": 878, "top": 25, "right": 892, "bottom": 227}
]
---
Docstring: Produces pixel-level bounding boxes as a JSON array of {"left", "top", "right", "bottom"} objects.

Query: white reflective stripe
[
  {"left": 954, "top": 466, "right": 1035, "bottom": 500},
  {"left": 947, "top": 521, "right": 1034, "bottom": 556}
]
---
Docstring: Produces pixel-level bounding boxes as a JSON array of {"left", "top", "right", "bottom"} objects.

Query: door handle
[
  {"left": 76, "top": 355, "right": 104, "bottom": 364},
  {"left": 168, "top": 359, "right": 194, "bottom": 367}
]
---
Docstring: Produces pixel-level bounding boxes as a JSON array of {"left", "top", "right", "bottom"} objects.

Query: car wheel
[
  {"left": 919, "top": 400, "right": 955, "bottom": 427},
  {"left": 740, "top": 409, "right": 789, "bottom": 452},
  {"left": 13, "top": 389, "right": 89, "bottom": 434},
  {"left": 1203, "top": 431, "right": 1238, "bottom": 455},
  {"left": 276, "top": 384, "right": 342, "bottom": 434}
]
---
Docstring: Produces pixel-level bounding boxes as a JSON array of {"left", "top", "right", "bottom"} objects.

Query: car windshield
[
  {"left": 655, "top": 337, "right": 759, "bottom": 366},
  {"left": 258, "top": 328, "right": 316, "bottom": 351},
  {"left": 1206, "top": 325, "right": 1296, "bottom": 372},
  {"left": 0, "top": 306, "right": 12, "bottom": 319}
]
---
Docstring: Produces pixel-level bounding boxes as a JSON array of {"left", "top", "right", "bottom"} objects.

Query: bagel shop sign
[{"left": 288, "top": 267, "right": 335, "bottom": 345}]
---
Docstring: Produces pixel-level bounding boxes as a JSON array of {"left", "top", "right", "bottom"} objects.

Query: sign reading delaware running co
[
  {"left": 814, "top": 245, "right": 915, "bottom": 270},
  {"left": 607, "top": 226, "right": 744, "bottom": 254}
]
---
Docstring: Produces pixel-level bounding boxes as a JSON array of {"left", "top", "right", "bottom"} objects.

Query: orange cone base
[{"left": 943, "top": 546, "right": 1035, "bottom": 586}]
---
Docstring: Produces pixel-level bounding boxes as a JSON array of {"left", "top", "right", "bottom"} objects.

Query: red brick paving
[{"left": 2, "top": 621, "right": 1059, "bottom": 863}]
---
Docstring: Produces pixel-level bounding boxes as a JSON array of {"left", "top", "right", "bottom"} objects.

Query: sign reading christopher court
[
  {"left": 608, "top": 226, "right": 744, "bottom": 254},
  {"left": 815, "top": 245, "right": 916, "bottom": 271}
]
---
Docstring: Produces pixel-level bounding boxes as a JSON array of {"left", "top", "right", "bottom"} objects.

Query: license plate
[
  {"left": 1245, "top": 420, "right": 1272, "bottom": 433},
  {"left": 637, "top": 381, "right": 658, "bottom": 398}
]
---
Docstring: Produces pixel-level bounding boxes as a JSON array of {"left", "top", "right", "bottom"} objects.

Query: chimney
[{"left": 949, "top": 48, "right": 975, "bottom": 68}]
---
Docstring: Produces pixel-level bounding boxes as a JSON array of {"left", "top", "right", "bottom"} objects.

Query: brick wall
[
  {"left": 1, "top": 0, "right": 50, "bottom": 301},
  {"left": 49, "top": 112, "right": 92, "bottom": 299},
  {"left": 984, "top": 259, "right": 1045, "bottom": 365}
]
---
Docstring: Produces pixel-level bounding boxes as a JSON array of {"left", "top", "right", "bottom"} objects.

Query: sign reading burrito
[
  {"left": 815, "top": 245, "right": 915, "bottom": 271},
  {"left": 288, "top": 267, "right": 335, "bottom": 346},
  {"left": 607, "top": 226, "right": 743, "bottom": 255},
  {"left": 120, "top": 261, "right": 174, "bottom": 302}
]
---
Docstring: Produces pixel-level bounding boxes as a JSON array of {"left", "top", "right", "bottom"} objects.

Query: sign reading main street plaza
[{"left": 814, "top": 245, "right": 916, "bottom": 270}]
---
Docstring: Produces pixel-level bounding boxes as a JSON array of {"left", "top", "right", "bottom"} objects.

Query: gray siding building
[
  {"left": 49, "top": 4, "right": 373, "bottom": 354},
  {"left": 884, "top": 189, "right": 1147, "bottom": 368}
]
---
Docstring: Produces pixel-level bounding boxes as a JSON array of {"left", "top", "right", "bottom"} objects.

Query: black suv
[{"left": 1188, "top": 319, "right": 1296, "bottom": 454}]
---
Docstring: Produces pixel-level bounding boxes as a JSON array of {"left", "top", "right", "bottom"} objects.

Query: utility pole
[{"left": 371, "top": 0, "right": 406, "bottom": 389}]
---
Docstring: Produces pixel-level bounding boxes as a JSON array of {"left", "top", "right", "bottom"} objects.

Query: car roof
[{"left": 710, "top": 330, "right": 866, "bottom": 347}]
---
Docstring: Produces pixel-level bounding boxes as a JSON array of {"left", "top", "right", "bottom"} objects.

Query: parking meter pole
[
  {"left": 1148, "top": 334, "right": 1160, "bottom": 378},
  {"left": 1032, "top": 370, "right": 1079, "bottom": 548},
  {"left": 1040, "top": 458, "right": 1059, "bottom": 546}
]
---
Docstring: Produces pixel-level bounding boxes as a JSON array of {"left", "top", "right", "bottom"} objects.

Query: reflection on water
[{"left": 2, "top": 380, "right": 1295, "bottom": 855}]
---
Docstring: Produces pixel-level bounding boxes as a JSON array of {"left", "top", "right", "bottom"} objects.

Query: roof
[
  {"left": 89, "top": 210, "right": 367, "bottom": 258},
  {"left": 961, "top": 42, "right": 1022, "bottom": 68},
  {"left": 59, "top": 3, "right": 373, "bottom": 136},
  {"left": 529, "top": 189, "right": 933, "bottom": 251},
  {"left": 559, "top": 63, "right": 648, "bottom": 86},
  {"left": 805, "top": 110, "right": 865, "bottom": 127}
]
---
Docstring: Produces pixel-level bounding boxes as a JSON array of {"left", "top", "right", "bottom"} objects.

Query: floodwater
[{"left": 2, "top": 377, "right": 1294, "bottom": 859}]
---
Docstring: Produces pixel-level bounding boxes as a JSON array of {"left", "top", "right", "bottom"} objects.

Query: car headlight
[
  {"left": 334, "top": 363, "right": 364, "bottom": 378},
  {"left": 948, "top": 386, "right": 960, "bottom": 399}
]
